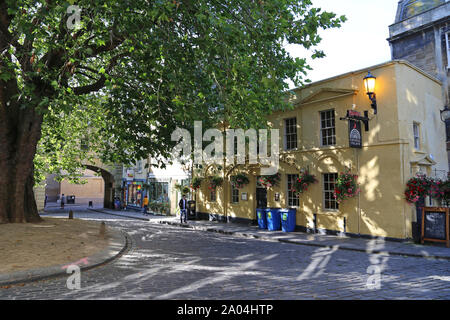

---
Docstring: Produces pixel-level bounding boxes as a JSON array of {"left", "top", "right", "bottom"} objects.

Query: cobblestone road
[{"left": 1, "top": 212, "right": 450, "bottom": 300}]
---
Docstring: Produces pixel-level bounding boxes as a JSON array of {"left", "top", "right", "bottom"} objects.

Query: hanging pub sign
[
  {"left": 348, "top": 118, "right": 362, "bottom": 148},
  {"left": 340, "top": 109, "right": 369, "bottom": 148}
]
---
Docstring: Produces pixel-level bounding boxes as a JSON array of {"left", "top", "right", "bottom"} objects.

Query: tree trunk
[
  {"left": 0, "top": 100, "right": 44, "bottom": 224},
  {"left": 0, "top": 7, "right": 47, "bottom": 224}
]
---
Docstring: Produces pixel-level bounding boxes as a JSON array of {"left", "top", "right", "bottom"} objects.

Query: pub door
[
  {"left": 413, "top": 196, "right": 426, "bottom": 242},
  {"left": 256, "top": 187, "right": 267, "bottom": 209}
]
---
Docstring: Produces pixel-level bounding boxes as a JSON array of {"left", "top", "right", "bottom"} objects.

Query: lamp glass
[
  {"left": 441, "top": 107, "right": 450, "bottom": 121},
  {"left": 363, "top": 75, "right": 376, "bottom": 94}
]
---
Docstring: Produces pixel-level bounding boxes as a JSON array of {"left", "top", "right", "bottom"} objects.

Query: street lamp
[
  {"left": 363, "top": 71, "right": 377, "bottom": 115},
  {"left": 440, "top": 105, "right": 450, "bottom": 122}
]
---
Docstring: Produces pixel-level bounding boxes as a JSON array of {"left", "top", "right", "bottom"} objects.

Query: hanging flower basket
[
  {"left": 231, "top": 173, "right": 249, "bottom": 189},
  {"left": 175, "top": 183, "right": 190, "bottom": 195},
  {"left": 404, "top": 173, "right": 434, "bottom": 204},
  {"left": 433, "top": 174, "right": 450, "bottom": 205},
  {"left": 291, "top": 171, "right": 317, "bottom": 195},
  {"left": 191, "top": 177, "right": 203, "bottom": 190},
  {"left": 333, "top": 170, "right": 360, "bottom": 203},
  {"left": 208, "top": 175, "right": 224, "bottom": 190},
  {"left": 258, "top": 173, "right": 281, "bottom": 189},
  {"left": 404, "top": 173, "right": 449, "bottom": 204}
]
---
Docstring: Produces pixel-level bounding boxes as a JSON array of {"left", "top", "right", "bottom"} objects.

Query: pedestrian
[
  {"left": 143, "top": 195, "right": 149, "bottom": 215},
  {"left": 60, "top": 193, "right": 65, "bottom": 209},
  {"left": 179, "top": 194, "right": 188, "bottom": 223}
]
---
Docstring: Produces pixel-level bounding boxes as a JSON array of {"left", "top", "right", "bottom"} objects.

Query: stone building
[
  {"left": 388, "top": 0, "right": 450, "bottom": 166},
  {"left": 196, "top": 61, "right": 446, "bottom": 240},
  {"left": 121, "top": 158, "right": 190, "bottom": 215},
  {"left": 388, "top": 0, "right": 449, "bottom": 102}
]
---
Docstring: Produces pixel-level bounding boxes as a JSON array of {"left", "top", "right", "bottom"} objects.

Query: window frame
[
  {"left": 210, "top": 188, "right": 217, "bottom": 202},
  {"left": 413, "top": 122, "right": 421, "bottom": 150},
  {"left": 286, "top": 174, "right": 300, "bottom": 207},
  {"left": 284, "top": 117, "right": 298, "bottom": 151},
  {"left": 323, "top": 173, "right": 339, "bottom": 211},
  {"left": 320, "top": 109, "right": 336, "bottom": 147},
  {"left": 231, "top": 185, "right": 239, "bottom": 204},
  {"left": 446, "top": 31, "right": 450, "bottom": 69}
]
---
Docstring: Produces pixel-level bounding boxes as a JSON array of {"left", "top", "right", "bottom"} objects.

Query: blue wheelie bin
[
  {"left": 256, "top": 208, "right": 267, "bottom": 229},
  {"left": 280, "top": 208, "right": 296, "bottom": 232},
  {"left": 267, "top": 208, "right": 281, "bottom": 231}
]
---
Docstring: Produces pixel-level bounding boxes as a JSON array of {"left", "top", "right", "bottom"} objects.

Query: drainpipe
[
  {"left": 222, "top": 124, "right": 229, "bottom": 223},
  {"left": 356, "top": 148, "right": 361, "bottom": 236},
  {"left": 223, "top": 138, "right": 228, "bottom": 223}
]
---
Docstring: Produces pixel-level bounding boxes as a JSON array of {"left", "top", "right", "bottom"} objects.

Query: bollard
[
  {"left": 99, "top": 221, "right": 106, "bottom": 238},
  {"left": 68, "top": 210, "right": 73, "bottom": 220}
]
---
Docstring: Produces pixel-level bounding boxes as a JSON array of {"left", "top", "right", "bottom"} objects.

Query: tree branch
[{"left": 71, "top": 52, "right": 128, "bottom": 95}]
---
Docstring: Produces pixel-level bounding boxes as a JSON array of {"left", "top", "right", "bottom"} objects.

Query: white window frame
[
  {"left": 446, "top": 31, "right": 450, "bottom": 69},
  {"left": 286, "top": 174, "right": 299, "bottom": 207},
  {"left": 210, "top": 188, "right": 217, "bottom": 202},
  {"left": 323, "top": 173, "right": 339, "bottom": 211},
  {"left": 231, "top": 185, "right": 239, "bottom": 204},
  {"left": 320, "top": 110, "right": 336, "bottom": 147},
  {"left": 413, "top": 122, "right": 421, "bottom": 150},
  {"left": 284, "top": 117, "right": 298, "bottom": 151}
]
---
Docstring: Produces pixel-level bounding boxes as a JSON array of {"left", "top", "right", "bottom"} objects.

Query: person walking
[
  {"left": 60, "top": 194, "right": 65, "bottom": 209},
  {"left": 179, "top": 194, "right": 188, "bottom": 223},
  {"left": 143, "top": 195, "right": 149, "bottom": 215}
]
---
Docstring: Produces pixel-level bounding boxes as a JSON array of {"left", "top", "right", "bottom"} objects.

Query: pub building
[{"left": 195, "top": 60, "right": 447, "bottom": 240}]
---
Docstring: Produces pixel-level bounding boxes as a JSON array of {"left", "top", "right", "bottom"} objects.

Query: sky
[{"left": 285, "top": 0, "right": 399, "bottom": 87}]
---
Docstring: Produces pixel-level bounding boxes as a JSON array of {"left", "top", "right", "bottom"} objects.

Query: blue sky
[{"left": 285, "top": 0, "right": 399, "bottom": 86}]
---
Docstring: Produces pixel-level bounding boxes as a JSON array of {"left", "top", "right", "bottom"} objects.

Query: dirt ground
[{"left": 0, "top": 217, "right": 110, "bottom": 274}]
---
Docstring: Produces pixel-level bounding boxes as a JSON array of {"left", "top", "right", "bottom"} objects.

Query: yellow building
[{"left": 196, "top": 60, "right": 447, "bottom": 240}]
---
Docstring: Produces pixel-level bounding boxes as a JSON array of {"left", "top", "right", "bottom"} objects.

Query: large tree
[{"left": 0, "top": 0, "right": 345, "bottom": 223}]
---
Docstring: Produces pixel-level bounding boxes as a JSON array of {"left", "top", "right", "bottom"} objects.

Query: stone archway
[{"left": 84, "top": 165, "right": 115, "bottom": 209}]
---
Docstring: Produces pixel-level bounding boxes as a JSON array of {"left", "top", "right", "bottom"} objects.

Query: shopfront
[
  {"left": 148, "top": 177, "right": 170, "bottom": 214},
  {"left": 126, "top": 180, "right": 144, "bottom": 208}
]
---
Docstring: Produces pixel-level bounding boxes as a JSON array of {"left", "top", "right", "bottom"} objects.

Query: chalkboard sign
[{"left": 421, "top": 207, "right": 449, "bottom": 248}]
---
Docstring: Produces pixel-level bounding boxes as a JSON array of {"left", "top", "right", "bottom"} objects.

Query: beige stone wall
[{"left": 60, "top": 176, "right": 104, "bottom": 205}]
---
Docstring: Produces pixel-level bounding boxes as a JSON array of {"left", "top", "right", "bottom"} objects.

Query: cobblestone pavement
[{"left": 1, "top": 211, "right": 450, "bottom": 300}]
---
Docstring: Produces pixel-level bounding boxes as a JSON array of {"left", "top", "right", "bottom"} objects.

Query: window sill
[
  {"left": 322, "top": 209, "right": 340, "bottom": 213},
  {"left": 320, "top": 144, "right": 337, "bottom": 149}
]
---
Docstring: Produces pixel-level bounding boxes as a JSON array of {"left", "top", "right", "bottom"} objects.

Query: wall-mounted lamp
[
  {"left": 363, "top": 71, "right": 377, "bottom": 115},
  {"left": 440, "top": 105, "right": 450, "bottom": 122}
]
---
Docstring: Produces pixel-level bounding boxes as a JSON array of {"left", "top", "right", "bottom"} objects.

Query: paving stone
[{"left": 0, "top": 209, "right": 449, "bottom": 300}]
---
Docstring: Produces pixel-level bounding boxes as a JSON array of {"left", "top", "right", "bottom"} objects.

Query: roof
[
  {"left": 290, "top": 60, "right": 441, "bottom": 93},
  {"left": 395, "top": 0, "right": 445, "bottom": 22}
]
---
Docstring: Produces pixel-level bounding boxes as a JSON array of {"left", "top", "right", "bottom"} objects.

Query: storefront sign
[
  {"left": 348, "top": 119, "right": 362, "bottom": 148},
  {"left": 126, "top": 170, "right": 134, "bottom": 181}
]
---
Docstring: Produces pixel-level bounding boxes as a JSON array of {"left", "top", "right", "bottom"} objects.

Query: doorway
[{"left": 256, "top": 187, "right": 267, "bottom": 209}]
